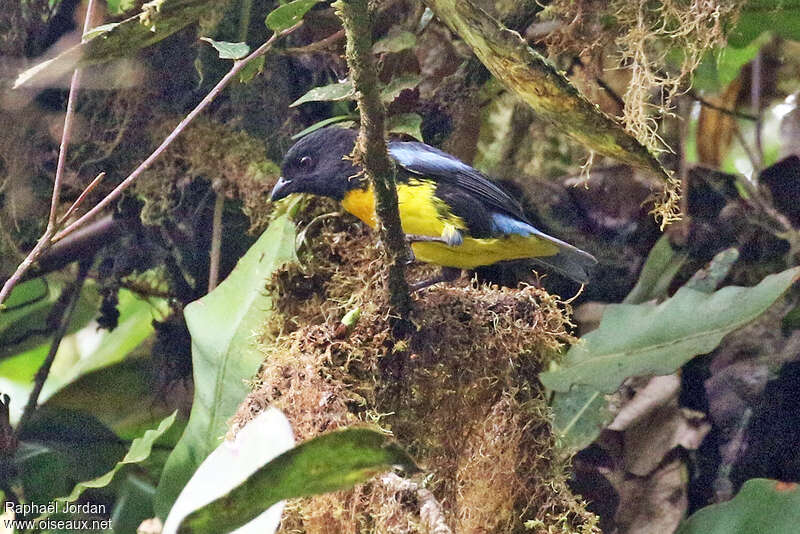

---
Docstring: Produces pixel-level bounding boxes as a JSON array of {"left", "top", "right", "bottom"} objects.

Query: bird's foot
[{"left": 410, "top": 267, "right": 462, "bottom": 292}]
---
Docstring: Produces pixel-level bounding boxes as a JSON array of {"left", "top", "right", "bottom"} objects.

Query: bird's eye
[{"left": 299, "top": 156, "right": 313, "bottom": 170}]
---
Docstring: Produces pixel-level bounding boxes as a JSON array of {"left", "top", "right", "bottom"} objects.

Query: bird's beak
[{"left": 270, "top": 177, "right": 293, "bottom": 201}]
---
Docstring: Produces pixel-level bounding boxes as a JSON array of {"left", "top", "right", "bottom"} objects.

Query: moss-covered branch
[
  {"left": 334, "top": 0, "right": 413, "bottom": 320},
  {"left": 423, "top": 0, "right": 680, "bottom": 223}
]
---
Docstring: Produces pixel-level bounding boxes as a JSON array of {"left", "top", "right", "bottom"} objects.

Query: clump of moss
[
  {"left": 134, "top": 118, "right": 279, "bottom": 232},
  {"left": 232, "top": 211, "right": 599, "bottom": 533}
]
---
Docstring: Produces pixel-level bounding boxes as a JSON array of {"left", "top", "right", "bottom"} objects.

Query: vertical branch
[{"left": 334, "top": 0, "right": 412, "bottom": 320}]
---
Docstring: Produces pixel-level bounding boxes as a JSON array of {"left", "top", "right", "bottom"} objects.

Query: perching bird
[{"left": 270, "top": 126, "right": 597, "bottom": 286}]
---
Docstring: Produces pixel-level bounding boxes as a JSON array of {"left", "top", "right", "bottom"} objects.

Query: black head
[{"left": 270, "top": 126, "right": 364, "bottom": 202}]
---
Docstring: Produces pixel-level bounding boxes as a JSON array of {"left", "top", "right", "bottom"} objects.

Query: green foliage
[
  {"left": 541, "top": 266, "right": 800, "bottom": 394},
  {"left": 155, "top": 212, "right": 298, "bottom": 519},
  {"left": 372, "top": 30, "right": 416, "bottom": 54},
  {"left": 550, "top": 384, "right": 612, "bottom": 455},
  {"left": 266, "top": 0, "right": 321, "bottom": 32},
  {"left": 0, "top": 277, "right": 100, "bottom": 359},
  {"left": 200, "top": 38, "right": 250, "bottom": 59},
  {"left": 45, "top": 359, "right": 184, "bottom": 441},
  {"left": 15, "top": 0, "right": 227, "bottom": 89},
  {"left": 623, "top": 235, "right": 687, "bottom": 305},
  {"left": 727, "top": 0, "right": 800, "bottom": 48},
  {"left": 163, "top": 408, "right": 295, "bottom": 534},
  {"left": 177, "top": 428, "right": 417, "bottom": 534},
  {"left": 386, "top": 112, "right": 424, "bottom": 141},
  {"left": 16, "top": 409, "right": 127, "bottom": 504},
  {"left": 57, "top": 412, "right": 177, "bottom": 505},
  {"left": 0, "top": 289, "right": 161, "bottom": 422},
  {"left": 291, "top": 80, "right": 355, "bottom": 107},
  {"left": 676, "top": 479, "right": 800, "bottom": 534}
]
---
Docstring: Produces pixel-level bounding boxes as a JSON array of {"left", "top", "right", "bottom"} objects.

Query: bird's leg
[{"left": 410, "top": 267, "right": 462, "bottom": 292}]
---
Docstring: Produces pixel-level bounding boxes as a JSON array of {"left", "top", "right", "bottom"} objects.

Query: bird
[{"left": 270, "top": 126, "right": 597, "bottom": 288}]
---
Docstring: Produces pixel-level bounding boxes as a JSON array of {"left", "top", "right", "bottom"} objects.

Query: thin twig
[
  {"left": 0, "top": 0, "right": 98, "bottom": 308},
  {"left": 689, "top": 90, "right": 758, "bottom": 121},
  {"left": 283, "top": 30, "right": 345, "bottom": 55},
  {"left": 17, "top": 260, "right": 91, "bottom": 431},
  {"left": 733, "top": 127, "right": 760, "bottom": 173},
  {"left": 53, "top": 22, "right": 302, "bottom": 245},
  {"left": 208, "top": 190, "right": 224, "bottom": 292},
  {"left": 58, "top": 171, "right": 106, "bottom": 225},
  {"left": 751, "top": 51, "right": 764, "bottom": 171}
]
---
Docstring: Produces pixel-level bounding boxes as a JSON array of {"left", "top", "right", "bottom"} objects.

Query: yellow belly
[{"left": 341, "top": 183, "right": 558, "bottom": 269}]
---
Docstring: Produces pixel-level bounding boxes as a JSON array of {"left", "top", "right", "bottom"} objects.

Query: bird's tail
[{"left": 530, "top": 241, "right": 597, "bottom": 284}]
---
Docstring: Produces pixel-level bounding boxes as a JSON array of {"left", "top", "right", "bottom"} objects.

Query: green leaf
[
  {"left": 163, "top": 408, "right": 295, "bottom": 534},
  {"left": 0, "top": 277, "right": 100, "bottom": 359},
  {"left": 623, "top": 235, "right": 687, "bottom": 304},
  {"left": 15, "top": 0, "right": 223, "bottom": 89},
  {"left": 675, "top": 478, "right": 800, "bottom": 534},
  {"left": 177, "top": 428, "right": 417, "bottom": 534},
  {"left": 45, "top": 358, "right": 184, "bottom": 440},
  {"left": 266, "top": 0, "right": 321, "bottom": 32},
  {"left": 550, "top": 384, "right": 612, "bottom": 455},
  {"left": 291, "top": 115, "right": 358, "bottom": 140},
  {"left": 728, "top": 0, "right": 800, "bottom": 48},
  {"left": 692, "top": 36, "right": 767, "bottom": 92},
  {"left": 200, "top": 38, "right": 250, "bottom": 60},
  {"left": 372, "top": 30, "right": 416, "bottom": 54},
  {"left": 290, "top": 80, "right": 354, "bottom": 107},
  {"left": 16, "top": 409, "right": 127, "bottom": 503},
  {"left": 684, "top": 248, "right": 739, "bottom": 294},
  {"left": 386, "top": 113, "right": 424, "bottom": 141},
  {"left": 57, "top": 412, "right": 177, "bottom": 505},
  {"left": 154, "top": 213, "right": 298, "bottom": 519},
  {"left": 111, "top": 475, "right": 157, "bottom": 534},
  {"left": 238, "top": 55, "right": 265, "bottom": 83},
  {"left": 107, "top": 0, "right": 137, "bottom": 15},
  {"left": 540, "top": 267, "right": 800, "bottom": 393},
  {"left": 380, "top": 74, "right": 422, "bottom": 103}
]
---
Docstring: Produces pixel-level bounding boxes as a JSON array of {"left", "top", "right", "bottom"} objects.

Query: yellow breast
[{"left": 340, "top": 182, "right": 558, "bottom": 269}]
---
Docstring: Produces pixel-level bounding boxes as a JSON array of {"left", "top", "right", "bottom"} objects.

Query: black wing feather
[{"left": 388, "top": 141, "right": 528, "bottom": 222}]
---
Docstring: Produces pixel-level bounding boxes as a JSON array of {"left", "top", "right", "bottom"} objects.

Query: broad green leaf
[
  {"left": 550, "top": 384, "right": 612, "bottom": 455},
  {"left": 16, "top": 409, "right": 127, "bottom": 504},
  {"left": 107, "top": 0, "right": 137, "bottom": 15},
  {"left": 692, "top": 37, "right": 767, "bottom": 92},
  {"left": 111, "top": 475, "right": 157, "bottom": 534},
  {"left": 372, "top": 30, "right": 416, "bottom": 54},
  {"left": 266, "top": 0, "right": 321, "bottom": 32},
  {"left": 623, "top": 235, "right": 687, "bottom": 304},
  {"left": 200, "top": 38, "right": 250, "bottom": 60},
  {"left": 163, "top": 408, "right": 295, "bottom": 534},
  {"left": 14, "top": 0, "right": 226, "bottom": 89},
  {"left": 541, "top": 267, "right": 800, "bottom": 393},
  {"left": 0, "top": 289, "right": 162, "bottom": 423},
  {"left": 423, "top": 0, "right": 669, "bottom": 180},
  {"left": 380, "top": 75, "right": 422, "bottom": 103},
  {"left": 290, "top": 80, "right": 354, "bottom": 107},
  {"left": 291, "top": 115, "right": 358, "bottom": 139},
  {"left": 177, "top": 428, "right": 417, "bottom": 534},
  {"left": 387, "top": 113, "right": 424, "bottom": 141},
  {"left": 0, "top": 277, "right": 100, "bottom": 359},
  {"left": 45, "top": 358, "right": 184, "bottom": 440},
  {"left": 57, "top": 412, "right": 177, "bottom": 504},
  {"left": 155, "top": 213, "right": 298, "bottom": 519},
  {"left": 728, "top": 0, "right": 800, "bottom": 48},
  {"left": 675, "top": 478, "right": 800, "bottom": 534}
]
